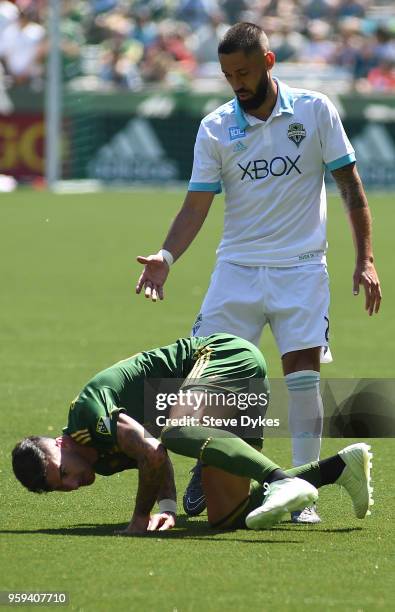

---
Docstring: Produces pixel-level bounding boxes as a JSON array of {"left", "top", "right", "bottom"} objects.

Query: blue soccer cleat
[{"left": 183, "top": 461, "right": 206, "bottom": 517}]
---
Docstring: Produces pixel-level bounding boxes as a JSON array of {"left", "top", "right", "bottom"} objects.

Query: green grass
[{"left": 1, "top": 190, "right": 394, "bottom": 611}]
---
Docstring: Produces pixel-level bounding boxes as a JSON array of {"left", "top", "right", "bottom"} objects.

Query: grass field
[{"left": 1, "top": 189, "right": 394, "bottom": 611}]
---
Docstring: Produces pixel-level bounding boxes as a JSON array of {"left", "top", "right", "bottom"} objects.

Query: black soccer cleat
[{"left": 183, "top": 461, "right": 206, "bottom": 516}]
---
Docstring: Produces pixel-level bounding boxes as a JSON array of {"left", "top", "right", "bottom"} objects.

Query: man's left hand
[
  {"left": 353, "top": 259, "right": 382, "bottom": 315},
  {"left": 114, "top": 512, "right": 176, "bottom": 536},
  {"left": 114, "top": 514, "right": 150, "bottom": 536},
  {"left": 147, "top": 512, "right": 176, "bottom": 531}
]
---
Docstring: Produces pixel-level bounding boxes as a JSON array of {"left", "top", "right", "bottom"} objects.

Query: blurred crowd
[{"left": 0, "top": 0, "right": 395, "bottom": 92}]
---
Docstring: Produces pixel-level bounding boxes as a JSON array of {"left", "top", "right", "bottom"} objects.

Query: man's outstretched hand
[{"left": 136, "top": 254, "right": 170, "bottom": 302}]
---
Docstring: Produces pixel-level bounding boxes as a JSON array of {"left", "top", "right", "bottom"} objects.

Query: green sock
[
  {"left": 286, "top": 454, "right": 345, "bottom": 487},
  {"left": 161, "top": 425, "right": 280, "bottom": 484}
]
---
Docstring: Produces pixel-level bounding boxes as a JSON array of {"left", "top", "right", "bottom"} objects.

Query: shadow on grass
[
  {"left": 271, "top": 525, "right": 363, "bottom": 533},
  {"left": 0, "top": 515, "right": 302, "bottom": 543},
  {"left": 315, "top": 527, "right": 364, "bottom": 533}
]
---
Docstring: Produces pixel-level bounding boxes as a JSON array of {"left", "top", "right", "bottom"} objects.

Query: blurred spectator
[
  {"left": 367, "top": 57, "right": 395, "bottom": 91},
  {"left": 60, "top": 2, "right": 87, "bottom": 81},
  {"left": 0, "top": 0, "right": 18, "bottom": 33},
  {"left": 330, "top": 17, "right": 363, "bottom": 74},
  {"left": 131, "top": 0, "right": 172, "bottom": 20},
  {"left": 353, "top": 33, "right": 379, "bottom": 79},
  {"left": 335, "top": 0, "right": 366, "bottom": 19},
  {"left": 220, "top": 0, "right": 247, "bottom": 24},
  {"left": 176, "top": 0, "right": 220, "bottom": 29},
  {"left": 157, "top": 20, "right": 196, "bottom": 73},
  {"left": 2, "top": 0, "right": 394, "bottom": 93},
  {"left": 302, "top": 0, "right": 335, "bottom": 21},
  {"left": 130, "top": 7, "right": 159, "bottom": 47},
  {"left": 372, "top": 26, "right": 395, "bottom": 64},
  {"left": 353, "top": 27, "right": 395, "bottom": 80},
  {"left": 139, "top": 20, "right": 195, "bottom": 87},
  {"left": 187, "top": 12, "right": 229, "bottom": 64},
  {"left": 99, "top": 33, "right": 143, "bottom": 89},
  {"left": 140, "top": 44, "right": 175, "bottom": 84},
  {"left": 91, "top": 0, "right": 118, "bottom": 14},
  {"left": 0, "top": 6, "right": 46, "bottom": 84},
  {"left": 271, "top": 21, "right": 305, "bottom": 61},
  {"left": 299, "top": 19, "right": 336, "bottom": 63}
]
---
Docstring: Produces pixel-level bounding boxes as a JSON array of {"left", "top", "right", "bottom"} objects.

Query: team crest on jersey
[
  {"left": 229, "top": 126, "right": 246, "bottom": 141},
  {"left": 96, "top": 416, "right": 111, "bottom": 435},
  {"left": 287, "top": 123, "right": 306, "bottom": 147}
]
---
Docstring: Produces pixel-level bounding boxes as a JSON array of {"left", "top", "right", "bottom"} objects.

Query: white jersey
[{"left": 189, "top": 79, "right": 355, "bottom": 266}]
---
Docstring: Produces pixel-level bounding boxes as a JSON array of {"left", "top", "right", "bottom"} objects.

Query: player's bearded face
[
  {"left": 220, "top": 50, "right": 270, "bottom": 111},
  {"left": 236, "top": 70, "right": 269, "bottom": 110}
]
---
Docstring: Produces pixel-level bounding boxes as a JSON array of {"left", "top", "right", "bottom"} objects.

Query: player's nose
[{"left": 233, "top": 78, "right": 243, "bottom": 91}]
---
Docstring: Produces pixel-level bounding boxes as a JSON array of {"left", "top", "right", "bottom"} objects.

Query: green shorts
[
  {"left": 183, "top": 333, "right": 268, "bottom": 392},
  {"left": 182, "top": 333, "right": 269, "bottom": 448}
]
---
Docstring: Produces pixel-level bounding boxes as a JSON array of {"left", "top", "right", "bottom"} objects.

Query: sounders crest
[{"left": 287, "top": 123, "right": 306, "bottom": 147}]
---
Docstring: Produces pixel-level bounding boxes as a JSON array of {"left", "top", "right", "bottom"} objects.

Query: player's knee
[{"left": 282, "top": 347, "right": 321, "bottom": 372}]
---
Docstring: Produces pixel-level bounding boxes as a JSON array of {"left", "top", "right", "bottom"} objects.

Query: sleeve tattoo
[{"left": 331, "top": 163, "right": 368, "bottom": 211}]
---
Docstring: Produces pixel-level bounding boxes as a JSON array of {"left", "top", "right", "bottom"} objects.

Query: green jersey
[{"left": 63, "top": 334, "right": 267, "bottom": 476}]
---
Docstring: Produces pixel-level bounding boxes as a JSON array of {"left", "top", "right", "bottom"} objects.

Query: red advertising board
[{"left": 0, "top": 114, "right": 44, "bottom": 179}]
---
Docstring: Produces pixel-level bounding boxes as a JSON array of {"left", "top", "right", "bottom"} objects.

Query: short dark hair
[
  {"left": 218, "top": 22, "right": 269, "bottom": 56},
  {"left": 12, "top": 436, "right": 53, "bottom": 493}
]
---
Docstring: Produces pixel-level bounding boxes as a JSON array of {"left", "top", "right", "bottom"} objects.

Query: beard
[{"left": 236, "top": 72, "right": 269, "bottom": 111}]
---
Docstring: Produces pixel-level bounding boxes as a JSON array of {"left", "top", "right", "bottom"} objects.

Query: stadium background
[
  {"left": 1, "top": 1, "right": 394, "bottom": 611},
  {"left": 1, "top": 0, "right": 395, "bottom": 185}
]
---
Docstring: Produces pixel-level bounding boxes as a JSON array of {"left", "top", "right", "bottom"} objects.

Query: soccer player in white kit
[{"left": 136, "top": 23, "right": 382, "bottom": 523}]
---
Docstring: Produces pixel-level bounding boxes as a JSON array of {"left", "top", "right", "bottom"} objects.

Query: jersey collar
[{"left": 234, "top": 78, "right": 295, "bottom": 130}]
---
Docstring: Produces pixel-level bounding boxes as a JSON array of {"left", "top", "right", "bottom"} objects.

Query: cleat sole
[{"left": 363, "top": 446, "right": 374, "bottom": 516}]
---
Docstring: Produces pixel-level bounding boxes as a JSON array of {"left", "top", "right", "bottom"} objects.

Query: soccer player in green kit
[{"left": 12, "top": 333, "right": 373, "bottom": 534}]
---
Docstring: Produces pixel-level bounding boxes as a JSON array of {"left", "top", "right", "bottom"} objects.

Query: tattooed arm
[
  {"left": 115, "top": 413, "right": 172, "bottom": 534},
  {"left": 147, "top": 454, "right": 177, "bottom": 532},
  {"left": 157, "top": 455, "right": 176, "bottom": 503},
  {"left": 331, "top": 163, "right": 382, "bottom": 315}
]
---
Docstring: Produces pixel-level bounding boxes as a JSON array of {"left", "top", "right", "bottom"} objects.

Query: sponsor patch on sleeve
[{"left": 229, "top": 126, "right": 246, "bottom": 141}]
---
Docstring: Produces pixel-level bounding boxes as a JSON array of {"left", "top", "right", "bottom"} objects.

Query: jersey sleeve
[
  {"left": 316, "top": 95, "right": 356, "bottom": 171},
  {"left": 188, "top": 121, "right": 222, "bottom": 193},
  {"left": 63, "top": 388, "right": 123, "bottom": 450}
]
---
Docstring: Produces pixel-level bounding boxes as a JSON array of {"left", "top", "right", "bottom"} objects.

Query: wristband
[
  {"left": 159, "top": 248, "right": 174, "bottom": 267},
  {"left": 159, "top": 498, "right": 177, "bottom": 514}
]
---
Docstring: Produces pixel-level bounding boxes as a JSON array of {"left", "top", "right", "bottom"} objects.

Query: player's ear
[
  {"left": 264, "top": 51, "right": 275, "bottom": 70},
  {"left": 55, "top": 436, "right": 72, "bottom": 448}
]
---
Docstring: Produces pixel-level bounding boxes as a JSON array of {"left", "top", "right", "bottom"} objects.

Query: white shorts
[{"left": 191, "top": 261, "right": 330, "bottom": 358}]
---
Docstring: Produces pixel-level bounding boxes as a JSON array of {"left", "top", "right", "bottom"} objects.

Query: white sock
[{"left": 285, "top": 370, "right": 323, "bottom": 467}]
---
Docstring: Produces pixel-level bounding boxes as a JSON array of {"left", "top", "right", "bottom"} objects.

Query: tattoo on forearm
[
  {"left": 158, "top": 456, "right": 177, "bottom": 502},
  {"left": 117, "top": 417, "right": 166, "bottom": 517},
  {"left": 120, "top": 423, "right": 148, "bottom": 456},
  {"left": 332, "top": 164, "right": 368, "bottom": 211},
  {"left": 135, "top": 454, "right": 165, "bottom": 516}
]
